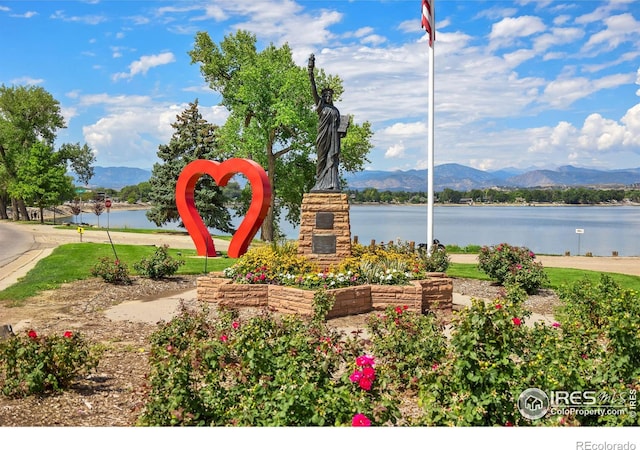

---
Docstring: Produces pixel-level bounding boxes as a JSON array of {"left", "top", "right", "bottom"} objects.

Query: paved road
[{"left": 0, "top": 222, "right": 36, "bottom": 267}]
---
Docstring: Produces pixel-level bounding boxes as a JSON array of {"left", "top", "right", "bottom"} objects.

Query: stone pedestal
[{"left": 297, "top": 192, "right": 351, "bottom": 269}]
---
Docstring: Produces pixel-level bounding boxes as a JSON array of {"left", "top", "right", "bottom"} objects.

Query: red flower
[
  {"left": 358, "top": 377, "right": 373, "bottom": 391},
  {"left": 431, "top": 363, "right": 439, "bottom": 371},
  {"left": 505, "top": 421, "right": 513, "bottom": 427},
  {"left": 495, "top": 304, "right": 502, "bottom": 309},
  {"left": 512, "top": 317, "right": 522, "bottom": 326},
  {"left": 220, "top": 335, "right": 228, "bottom": 343},
  {"left": 395, "top": 306, "right": 403, "bottom": 314},
  {"left": 63, "top": 331, "right": 73, "bottom": 338},
  {"left": 552, "top": 322, "right": 561, "bottom": 328},
  {"left": 362, "top": 366, "right": 376, "bottom": 381},
  {"left": 232, "top": 321, "right": 240, "bottom": 330},
  {"left": 28, "top": 330, "right": 38, "bottom": 339},
  {"left": 352, "top": 413, "right": 371, "bottom": 427}
]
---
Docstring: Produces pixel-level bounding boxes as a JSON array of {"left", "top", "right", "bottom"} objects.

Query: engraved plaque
[
  {"left": 312, "top": 234, "right": 336, "bottom": 254},
  {"left": 316, "top": 212, "right": 334, "bottom": 229}
]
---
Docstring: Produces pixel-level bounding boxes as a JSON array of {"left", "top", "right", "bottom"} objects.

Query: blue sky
[{"left": 1, "top": 0, "right": 639, "bottom": 173}]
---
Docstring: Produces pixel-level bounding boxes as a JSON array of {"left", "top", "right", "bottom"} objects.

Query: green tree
[
  {"left": 189, "top": 30, "right": 372, "bottom": 241},
  {"left": 0, "top": 84, "right": 66, "bottom": 220},
  {"left": 8, "top": 142, "right": 75, "bottom": 223},
  {"left": 146, "top": 100, "right": 233, "bottom": 233},
  {"left": 59, "top": 142, "right": 96, "bottom": 186}
]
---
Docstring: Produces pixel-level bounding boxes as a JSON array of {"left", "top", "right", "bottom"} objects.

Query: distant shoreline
[{"left": 350, "top": 201, "right": 640, "bottom": 207}]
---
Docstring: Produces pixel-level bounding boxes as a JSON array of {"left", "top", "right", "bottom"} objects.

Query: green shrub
[
  {"left": 366, "top": 306, "right": 447, "bottom": 390},
  {"left": 477, "top": 243, "right": 549, "bottom": 294},
  {"left": 418, "top": 245, "right": 451, "bottom": 272},
  {"left": 0, "top": 329, "right": 100, "bottom": 397},
  {"left": 91, "top": 257, "right": 132, "bottom": 285},
  {"left": 133, "top": 245, "right": 185, "bottom": 279}
]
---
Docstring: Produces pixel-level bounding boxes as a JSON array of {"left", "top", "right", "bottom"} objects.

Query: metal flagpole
[
  {"left": 427, "top": 28, "right": 435, "bottom": 254},
  {"left": 423, "top": 0, "right": 435, "bottom": 254}
]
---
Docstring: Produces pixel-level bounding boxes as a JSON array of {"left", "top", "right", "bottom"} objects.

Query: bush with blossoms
[
  {"left": 416, "top": 274, "right": 639, "bottom": 426},
  {"left": 0, "top": 329, "right": 101, "bottom": 397},
  {"left": 138, "top": 303, "right": 400, "bottom": 426},
  {"left": 477, "top": 243, "right": 549, "bottom": 294},
  {"left": 223, "top": 240, "right": 450, "bottom": 290}
]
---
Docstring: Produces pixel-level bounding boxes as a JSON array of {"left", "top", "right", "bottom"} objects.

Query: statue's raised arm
[{"left": 308, "top": 54, "right": 320, "bottom": 105}]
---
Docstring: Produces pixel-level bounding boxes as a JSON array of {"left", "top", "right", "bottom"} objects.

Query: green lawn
[
  {"left": 0, "top": 242, "right": 236, "bottom": 304},
  {"left": 446, "top": 262, "right": 640, "bottom": 291}
]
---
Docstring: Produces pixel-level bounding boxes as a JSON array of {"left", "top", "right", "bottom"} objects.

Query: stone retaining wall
[{"left": 197, "top": 272, "right": 452, "bottom": 320}]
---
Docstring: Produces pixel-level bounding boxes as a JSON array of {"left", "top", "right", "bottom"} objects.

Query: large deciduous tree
[
  {"left": 8, "top": 141, "right": 75, "bottom": 223},
  {"left": 189, "top": 30, "right": 372, "bottom": 241},
  {"left": 146, "top": 100, "right": 233, "bottom": 234},
  {"left": 0, "top": 84, "right": 66, "bottom": 220}
]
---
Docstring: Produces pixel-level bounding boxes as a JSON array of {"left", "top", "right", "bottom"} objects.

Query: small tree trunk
[
  {"left": 17, "top": 198, "right": 29, "bottom": 221},
  {"left": 260, "top": 141, "right": 278, "bottom": 242},
  {"left": 0, "top": 194, "right": 8, "bottom": 220}
]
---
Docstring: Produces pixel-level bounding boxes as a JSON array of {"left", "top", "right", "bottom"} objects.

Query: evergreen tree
[{"left": 146, "top": 100, "right": 233, "bottom": 234}]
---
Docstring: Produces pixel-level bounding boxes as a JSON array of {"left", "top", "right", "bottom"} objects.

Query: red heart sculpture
[{"left": 175, "top": 158, "right": 271, "bottom": 258}]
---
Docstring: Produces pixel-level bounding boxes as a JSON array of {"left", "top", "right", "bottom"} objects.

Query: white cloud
[
  {"left": 10, "top": 11, "right": 37, "bottom": 18},
  {"left": 79, "top": 94, "right": 229, "bottom": 168},
  {"left": 49, "top": 10, "right": 106, "bottom": 25},
  {"left": 112, "top": 52, "right": 176, "bottom": 81},
  {"left": 528, "top": 103, "right": 640, "bottom": 160},
  {"left": 10, "top": 76, "right": 44, "bottom": 85},
  {"left": 583, "top": 13, "right": 640, "bottom": 53},
  {"left": 385, "top": 142, "right": 406, "bottom": 159},
  {"left": 489, "top": 15, "right": 545, "bottom": 48}
]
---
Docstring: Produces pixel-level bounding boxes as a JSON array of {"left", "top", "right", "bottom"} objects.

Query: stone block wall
[
  {"left": 297, "top": 193, "right": 352, "bottom": 269},
  {"left": 196, "top": 274, "right": 453, "bottom": 320}
]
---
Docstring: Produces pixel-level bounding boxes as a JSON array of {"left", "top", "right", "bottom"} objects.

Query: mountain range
[{"left": 80, "top": 164, "right": 640, "bottom": 191}]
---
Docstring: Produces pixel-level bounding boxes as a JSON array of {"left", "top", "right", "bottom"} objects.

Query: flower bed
[{"left": 196, "top": 272, "right": 452, "bottom": 319}]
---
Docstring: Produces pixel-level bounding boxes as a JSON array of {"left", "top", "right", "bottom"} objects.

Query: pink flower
[
  {"left": 114, "top": 260, "right": 120, "bottom": 266},
  {"left": 431, "top": 363, "right": 439, "bottom": 371},
  {"left": 356, "top": 354, "right": 375, "bottom": 367},
  {"left": 552, "top": 322, "right": 561, "bottom": 328},
  {"left": 512, "top": 317, "right": 522, "bottom": 326},
  {"left": 232, "top": 321, "right": 240, "bottom": 330},
  {"left": 63, "top": 331, "right": 73, "bottom": 338},
  {"left": 349, "top": 370, "right": 363, "bottom": 383},
  {"left": 352, "top": 414, "right": 371, "bottom": 427},
  {"left": 495, "top": 304, "right": 502, "bottom": 309},
  {"left": 28, "top": 330, "right": 38, "bottom": 339},
  {"left": 581, "top": 353, "right": 588, "bottom": 359},
  {"left": 220, "top": 335, "right": 228, "bottom": 343}
]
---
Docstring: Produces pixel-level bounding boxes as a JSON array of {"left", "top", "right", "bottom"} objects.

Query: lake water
[{"left": 78, "top": 205, "right": 640, "bottom": 257}]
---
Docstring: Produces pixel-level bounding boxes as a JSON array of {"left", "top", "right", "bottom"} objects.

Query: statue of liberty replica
[{"left": 308, "top": 54, "right": 348, "bottom": 192}]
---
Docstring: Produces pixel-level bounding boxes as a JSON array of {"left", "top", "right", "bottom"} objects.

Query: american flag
[{"left": 421, "top": 0, "right": 435, "bottom": 47}]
